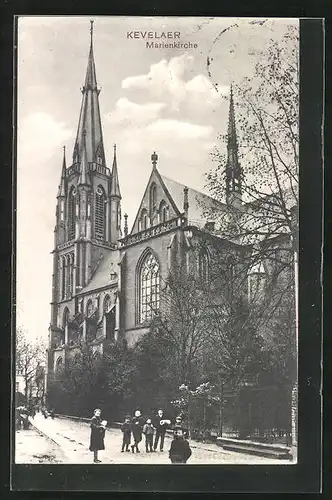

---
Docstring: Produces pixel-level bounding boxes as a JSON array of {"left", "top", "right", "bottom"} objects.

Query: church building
[{"left": 47, "top": 23, "right": 294, "bottom": 396}]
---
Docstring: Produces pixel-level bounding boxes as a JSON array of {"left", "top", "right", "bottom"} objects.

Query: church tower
[
  {"left": 49, "top": 21, "right": 121, "bottom": 346},
  {"left": 225, "top": 85, "right": 243, "bottom": 208}
]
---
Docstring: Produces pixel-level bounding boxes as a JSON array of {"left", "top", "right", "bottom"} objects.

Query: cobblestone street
[{"left": 15, "top": 413, "right": 292, "bottom": 465}]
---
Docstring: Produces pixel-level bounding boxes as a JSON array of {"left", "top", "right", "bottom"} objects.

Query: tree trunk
[
  {"left": 187, "top": 393, "right": 192, "bottom": 438},
  {"left": 219, "top": 381, "right": 224, "bottom": 437},
  {"left": 291, "top": 237, "right": 299, "bottom": 461}
]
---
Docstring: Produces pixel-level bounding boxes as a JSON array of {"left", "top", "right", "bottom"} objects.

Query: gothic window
[
  {"left": 248, "top": 262, "right": 266, "bottom": 302},
  {"left": 198, "top": 248, "right": 210, "bottom": 284},
  {"left": 141, "top": 209, "right": 148, "bottom": 230},
  {"left": 68, "top": 187, "right": 77, "bottom": 240},
  {"left": 60, "top": 199, "right": 65, "bottom": 222},
  {"left": 138, "top": 219, "right": 142, "bottom": 232},
  {"left": 86, "top": 299, "right": 94, "bottom": 317},
  {"left": 150, "top": 183, "right": 157, "bottom": 216},
  {"left": 56, "top": 357, "right": 63, "bottom": 372},
  {"left": 69, "top": 253, "right": 74, "bottom": 296},
  {"left": 96, "top": 146, "right": 103, "bottom": 165},
  {"left": 139, "top": 251, "right": 160, "bottom": 323},
  {"left": 95, "top": 186, "right": 106, "bottom": 240},
  {"left": 103, "top": 294, "right": 111, "bottom": 314},
  {"left": 159, "top": 200, "right": 168, "bottom": 223},
  {"left": 66, "top": 255, "right": 71, "bottom": 297},
  {"left": 87, "top": 193, "right": 91, "bottom": 218},
  {"left": 61, "top": 256, "right": 66, "bottom": 300}
]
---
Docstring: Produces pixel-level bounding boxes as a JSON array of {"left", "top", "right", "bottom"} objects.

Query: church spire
[
  {"left": 78, "top": 130, "right": 91, "bottom": 186},
  {"left": 73, "top": 20, "right": 106, "bottom": 166},
  {"left": 110, "top": 144, "right": 121, "bottom": 198},
  {"left": 225, "top": 84, "right": 242, "bottom": 207},
  {"left": 57, "top": 146, "right": 67, "bottom": 198}
]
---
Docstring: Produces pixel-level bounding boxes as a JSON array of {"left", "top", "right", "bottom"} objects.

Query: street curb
[{"left": 28, "top": 418, "right": 74, "bottom": 462}]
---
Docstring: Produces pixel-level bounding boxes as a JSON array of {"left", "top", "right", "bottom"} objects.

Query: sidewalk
[{"left": 29, "top": 413, "right": 292, "bottom": 465}]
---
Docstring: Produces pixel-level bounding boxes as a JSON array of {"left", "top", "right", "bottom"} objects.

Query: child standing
[
  {"left": 143, "top": 418, "right": 155, "bottom": 452},
  {"left": 131, "top": 409, "right": 144, "bottom": 453},
  {"left": 121, "top": 415, "right": 132, "bottom": 452},
  {"left": 169, "top": 428, "right": 192, "bottom": 464}
]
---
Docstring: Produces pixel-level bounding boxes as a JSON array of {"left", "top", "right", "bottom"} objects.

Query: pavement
[
  {"left": 15, "top": 426, "right": 67, "bottom": 464},
  {"left": 22, "top": 413, "right": 292, "bottom": 465}
]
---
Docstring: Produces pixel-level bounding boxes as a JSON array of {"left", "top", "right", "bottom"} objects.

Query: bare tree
[
  {"left": 203, "top": 25, "right": 298, "bottom": 448},
  {"left": 16, "top": 328, "right": 46, "bottom": 404}
]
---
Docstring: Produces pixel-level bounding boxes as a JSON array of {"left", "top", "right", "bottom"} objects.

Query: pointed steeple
[
  {"left": 78, "top": 130, "right": 91, "bottom": 186},
  {"left": 73, "top": 21, "right": 106, "bottom": 166},
  {"left": 57, "top": 146, "right": 67, "bottom": 197},
  {"left": 110, "top": 144, "right": 121, "bottom": 198},
  {"left": 225, "top": 84, "right": 243, "bottom": 206}
]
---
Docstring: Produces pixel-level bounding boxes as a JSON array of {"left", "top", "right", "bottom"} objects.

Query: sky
[{"left": 16, "top": 16, "right": 298, "bottom": 342}]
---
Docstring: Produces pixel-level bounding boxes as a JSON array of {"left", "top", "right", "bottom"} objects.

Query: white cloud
[
  {"left": 106, "top": 98, "right": 166, "bottom": 127},
  {"left": 122, "top": 53, "right": 224, "bottom": 111},
  {"left": 147, "top": 119, "right": 213, "bottom": 139},
  {"left": 18, "top": 112, "right": 72, "bottom": 165}
]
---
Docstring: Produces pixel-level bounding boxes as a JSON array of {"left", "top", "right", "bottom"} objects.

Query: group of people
[{"left": 89, "top": 408, "right": 192, "bottom": 464}]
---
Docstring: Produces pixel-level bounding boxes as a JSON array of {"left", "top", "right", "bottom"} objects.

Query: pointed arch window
[
  {"left": 62, "top": 307, "right": 69, "bottom": 329},
  {"left": 150, "top": 183, "right": 157, "bottom": 216},
  {"left": 96, "top": 145, "right": 103, "bottom": 165},
  {"left": 68, "top": 187, "right": 77, "bottom": 240},
  {"left": 61, "top": 256, "right": 66, "bottom": 300},
  {"left": 248, "top": 261, "right": 266, "bottom": 302},
  {"left": 103, "top": 294, "right": 111, "bottom": 314},
  {"left": 86, "top": 299, "right": 94, "bottom": 318},
  {"left": 139, "top": 251, "right": 160, "bottom": 323},
  {"left": 198, "top": 248, "right": 210, "bottom": 284},
  {"left": 141, "top": 209, "right": 148, "bottom": 230},
  {"left": 95, "top": 186, "right": 106, "bottom": 240},
  {"left": 56, "top": 357, "right": 63, "bottom": 372},
  {"left": 60, "top": 199, "right": 65, "bottom": 222},
  {"left": 159, "top": 200, "right": 168, "bottom": 223}
]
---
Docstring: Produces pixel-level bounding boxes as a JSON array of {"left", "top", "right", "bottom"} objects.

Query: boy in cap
[
  {"left": 169, "top": 427, "right": 192, "bottom": 464},
  {"left": 120, "top": 415, "right": 132, "bottom": 452},
  {"left": 143, "top": 418, "right": 155, "bottom": 452}
]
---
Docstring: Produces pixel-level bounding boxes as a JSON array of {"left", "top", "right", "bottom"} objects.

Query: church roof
[
  {"left": 160, "top": 174, "right": 227, "bottom": 228},
  {"left": 77, "top": 250, "right": 119, "bottom": 295}
]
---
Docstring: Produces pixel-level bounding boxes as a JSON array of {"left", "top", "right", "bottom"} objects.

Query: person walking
[
  {"left": 121, "top": 415, "right": 132, "bottom": 452},
  {"left": 169, "top": 427, "right": 192, "bottom": 464},
  {"left": 153, "top": 409, "right": 170, "bottom": 452},
  {"left": 131, "top": 410, "right": 144, "bottom": 453},
  {"left": 89, "top": 408, "right": 106, "bottom": 463},
  {"left": 143, "top": 418, "right": 155, "bottom": 453}
]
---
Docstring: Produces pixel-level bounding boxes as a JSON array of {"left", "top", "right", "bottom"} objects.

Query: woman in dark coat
[{"left": 89, "top": 408, "right": 105, "bottom": 463}]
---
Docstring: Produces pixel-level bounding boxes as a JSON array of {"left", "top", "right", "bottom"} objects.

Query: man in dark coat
[
  {"left": 89, "top": 408, "right": 105, "bottom": 463},
  {"left": 131, "top": 410, "right": 144, "bottom": 453},
  {"left": 153, "top": 409, "right": 170, "bottom": 452},
  {"left": 169, "top": 428, "right": 192, "bottom": 464}
]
